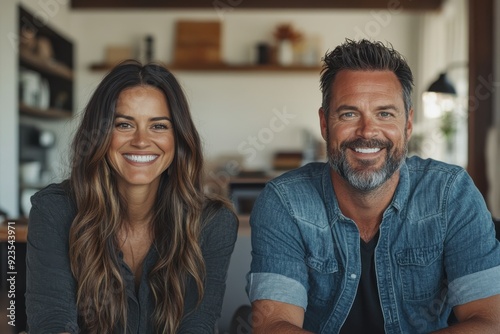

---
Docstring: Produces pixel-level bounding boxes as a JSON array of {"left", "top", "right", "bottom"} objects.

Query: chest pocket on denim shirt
[
  {"left": 306, "top": 255, "right": 340, "bottom": 305},
  {"left": 396, "top": 243, "right": 444, "bottom": 302}
]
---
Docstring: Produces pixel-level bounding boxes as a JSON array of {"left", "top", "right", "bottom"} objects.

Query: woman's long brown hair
[{"left": 69, "top": 61, "right": 210, "bottom": 333}]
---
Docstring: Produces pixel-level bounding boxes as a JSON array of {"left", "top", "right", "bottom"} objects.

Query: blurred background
[{"left": 1, "top": 0, "right": 499, "bottom": 333}]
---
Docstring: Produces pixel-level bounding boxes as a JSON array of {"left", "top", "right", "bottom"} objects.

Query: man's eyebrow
[
  {"left": 333, "top": 104, "right": 400, "bottom": 113},
  {"left": 114, "top": 114, "right": 172, "bottom": 122},
  {"left": 334, "top": 105, "right": 359, "bottom": 113},
  {"left": 375, "top": 104, "right": 399, "bottom": 111}
]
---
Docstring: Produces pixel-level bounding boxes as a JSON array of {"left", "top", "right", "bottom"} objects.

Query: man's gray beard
[{"left": 327, "top": 135, "right": 408, "bottom": 192}]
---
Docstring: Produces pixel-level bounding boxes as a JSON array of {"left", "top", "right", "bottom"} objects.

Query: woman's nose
[{"left": 130, "top": 128, "right": 150, "bottom": 147}]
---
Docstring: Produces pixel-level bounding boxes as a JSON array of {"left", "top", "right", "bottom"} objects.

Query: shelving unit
[
  {"left": 20, "top": 48, "right": 73, "bottom": 80},
  {"left": 18, "top": 6, "right": 74, "bottom": 119},
  {"left": 17, "top": 5, "right": 75, "bottom": 217},
  {"left": 19, "top": 103, "right": 73, "bottom": 119}
]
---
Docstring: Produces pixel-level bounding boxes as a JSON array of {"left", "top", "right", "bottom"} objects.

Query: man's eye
[
  {"left": 341, "top": 112, "right": 355, "bottom": 118},
  {"left": 380, "top": 111, "right": 393, "bottom": 118}
]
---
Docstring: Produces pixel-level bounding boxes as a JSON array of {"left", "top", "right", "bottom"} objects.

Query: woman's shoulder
[
  {"left": 32, "top": 180, "right": 74, "bottom": 207},
  {"left": 30, "top": 180, "right": 76, "bottom": 227},
  {"left": 200, "top": 197, "right": 239, "bottom": 239}
]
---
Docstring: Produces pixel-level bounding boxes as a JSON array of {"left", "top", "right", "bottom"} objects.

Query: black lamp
[{"left": 427, "top": 72, "right": 457, "bottom": 95}]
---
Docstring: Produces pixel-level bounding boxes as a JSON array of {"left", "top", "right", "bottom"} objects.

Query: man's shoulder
[
  {"left": 405, "top": 156, "right": 465, "bottom": 177},
  {"left": 403, "top": 156, "right": 472, "bottom": 202},
  {"left": 269, "top": 162, "right": 327, "bottom": 188}
]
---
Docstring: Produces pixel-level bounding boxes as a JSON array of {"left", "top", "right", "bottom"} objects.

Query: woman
[{"left": 26, "top": 61, "right": 239, "bottom": 333}]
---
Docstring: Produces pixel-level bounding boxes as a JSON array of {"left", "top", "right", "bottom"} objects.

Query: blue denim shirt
[{"left": 247, "top": 157, "right": 500, "bottom": 333}]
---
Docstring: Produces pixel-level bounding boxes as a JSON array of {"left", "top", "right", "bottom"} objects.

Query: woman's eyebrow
[
  {"left": 114, "top": 114, "right": 172, "bottom": 122},
  {"left": 150, "top": 116, "right": 172, "bottom": 122}
]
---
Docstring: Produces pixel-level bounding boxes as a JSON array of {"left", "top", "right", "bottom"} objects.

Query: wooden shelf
[
  {"left": 19, "top": 103, "right": 72, "bottom": 119},
  {"left": 89, "top": 62, "right": 322, "bottom": 73},
  {"left": 20, "top": 49, "right": 73, "bottom": 80},
  {"left": 72, "top": 0, "right": 444, "bottom": 10}
]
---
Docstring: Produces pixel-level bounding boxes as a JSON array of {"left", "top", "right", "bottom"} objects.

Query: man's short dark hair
[{"left": 320, "top": 39, "right": 414, "bottom": 118}]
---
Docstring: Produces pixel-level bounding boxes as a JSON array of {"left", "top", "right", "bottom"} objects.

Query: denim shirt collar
[
  {"left": 321, "top": 163, "right": 341, "bottom": 226},
  {"left": 320, "top": 160, "right": 411, "bottom": 224},
  {"left": 390, "top": 160, "right": 410, "bottom": 214}
]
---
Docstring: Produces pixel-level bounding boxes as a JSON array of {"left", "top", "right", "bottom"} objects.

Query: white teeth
[
  {"left": 124, "top": 154, "right": 158, "bottom": 163},
  {"left": 355, "top": 148, "right": 380, "bottom": 154}
]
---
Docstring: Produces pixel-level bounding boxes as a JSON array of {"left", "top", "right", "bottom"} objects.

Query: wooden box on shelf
[{"left": 173, "top": 20, "right": 221, "bottom": 65}]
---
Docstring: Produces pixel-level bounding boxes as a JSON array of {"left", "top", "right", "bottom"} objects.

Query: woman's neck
[{"left": 118, "top": 183, "right": 158, "bottom": 229}]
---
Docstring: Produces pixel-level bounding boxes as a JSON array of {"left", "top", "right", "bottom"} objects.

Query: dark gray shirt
[{"left": 26, "top": 183, "right": 238, "bottom": 333}]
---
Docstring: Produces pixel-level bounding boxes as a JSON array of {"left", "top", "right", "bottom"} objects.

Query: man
[{"left": 246, "top": 39, "right": 500, "bottom": 333}]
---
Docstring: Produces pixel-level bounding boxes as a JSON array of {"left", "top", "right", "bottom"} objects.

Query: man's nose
[{"left": 356, "top": 116, "right": 379, "bottom": 139}]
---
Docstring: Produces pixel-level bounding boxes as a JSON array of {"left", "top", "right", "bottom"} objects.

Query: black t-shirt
[{"left": 340, "top": 233, "right": 385, "bottom": 333}]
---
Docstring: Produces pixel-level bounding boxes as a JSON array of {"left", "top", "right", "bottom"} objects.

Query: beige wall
[{"left": 70, "top": 8, "right": 420, "bottom": 173}]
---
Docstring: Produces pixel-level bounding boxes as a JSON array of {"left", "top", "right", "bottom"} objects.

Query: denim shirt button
[{"left": 350, "top": 273, "right": 357, "bottom": 279}]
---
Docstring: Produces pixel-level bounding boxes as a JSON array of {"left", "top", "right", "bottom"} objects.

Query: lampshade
[{"left": 427, "top": 73, "right": 457, "bottom": 95}]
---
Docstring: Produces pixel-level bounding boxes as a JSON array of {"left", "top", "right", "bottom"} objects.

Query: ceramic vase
[{"left": 277, "top": 40, "right": 294, "bottom": 66}]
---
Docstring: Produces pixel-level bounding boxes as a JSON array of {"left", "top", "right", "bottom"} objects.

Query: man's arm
[
  {"left": 432, "top": 295, "right": 500, "bottom": 333},
  {"left": 251, "top": 300, "right": 314, "bottom": 334}
]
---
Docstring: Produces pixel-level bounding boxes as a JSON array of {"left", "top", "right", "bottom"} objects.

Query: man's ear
[
  {"left": 406, "top": 108, "right": 414, "bottom": 139},
  {"left": 319, "top": 107, "right": 328, "bottom": 141}
]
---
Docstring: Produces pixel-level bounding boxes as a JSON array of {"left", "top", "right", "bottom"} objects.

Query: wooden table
[{"left": 0, "top": 218, "right": 28, "bottom": 243}]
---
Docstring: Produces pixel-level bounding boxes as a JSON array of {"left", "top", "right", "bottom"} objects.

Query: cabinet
[{"left": 18, "top": 5, "right": 75, "bottom": 216}]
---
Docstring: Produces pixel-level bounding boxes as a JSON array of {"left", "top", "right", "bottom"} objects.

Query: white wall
[{"left": 70, "top": 8, "right": 420, "bottom": 174}]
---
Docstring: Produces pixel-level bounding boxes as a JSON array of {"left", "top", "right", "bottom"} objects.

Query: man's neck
[{"left": 331, "top": 170, "right": 400, "bottom": 241}]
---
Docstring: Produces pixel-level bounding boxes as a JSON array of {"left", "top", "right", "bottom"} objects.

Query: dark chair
[
  {"left": 494, "top": 218, "right": 500, "bottom": 240},
  {"left": 229, "top": 305, "right": 252, "bottom": 334}
]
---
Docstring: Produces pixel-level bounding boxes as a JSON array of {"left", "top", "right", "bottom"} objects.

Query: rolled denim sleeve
[
  {"left": 444, "top": 169, "right": 500, "bottom": 306},
  {"left": 246, "top": 183, "right": 309, "bottom": 310},
  {"left": 178, "top": 206, "right": 238, "bottom": 333},
  {"left": 26, "top": 189, "right": 79, "bottom": 334}
]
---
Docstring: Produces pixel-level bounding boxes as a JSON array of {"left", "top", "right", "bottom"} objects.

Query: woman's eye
[
  {"left": 152, "top": 123, "right": 169, "bottom": 130},
  {"left": 115, "top": 122, "right": 132, "bottom": 129}
]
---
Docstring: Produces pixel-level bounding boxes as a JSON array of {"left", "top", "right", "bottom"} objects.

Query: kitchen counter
[{"left": 0, "top": 218, "right": 28, "bottom": 243}]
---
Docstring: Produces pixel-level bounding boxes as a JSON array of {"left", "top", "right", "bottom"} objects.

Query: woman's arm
[
  {"left": 25, "top": 185, "right": 79, "bottom": 334},
  {"left": 178, "top": 206, "right": 239, "bottom": 333}
]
